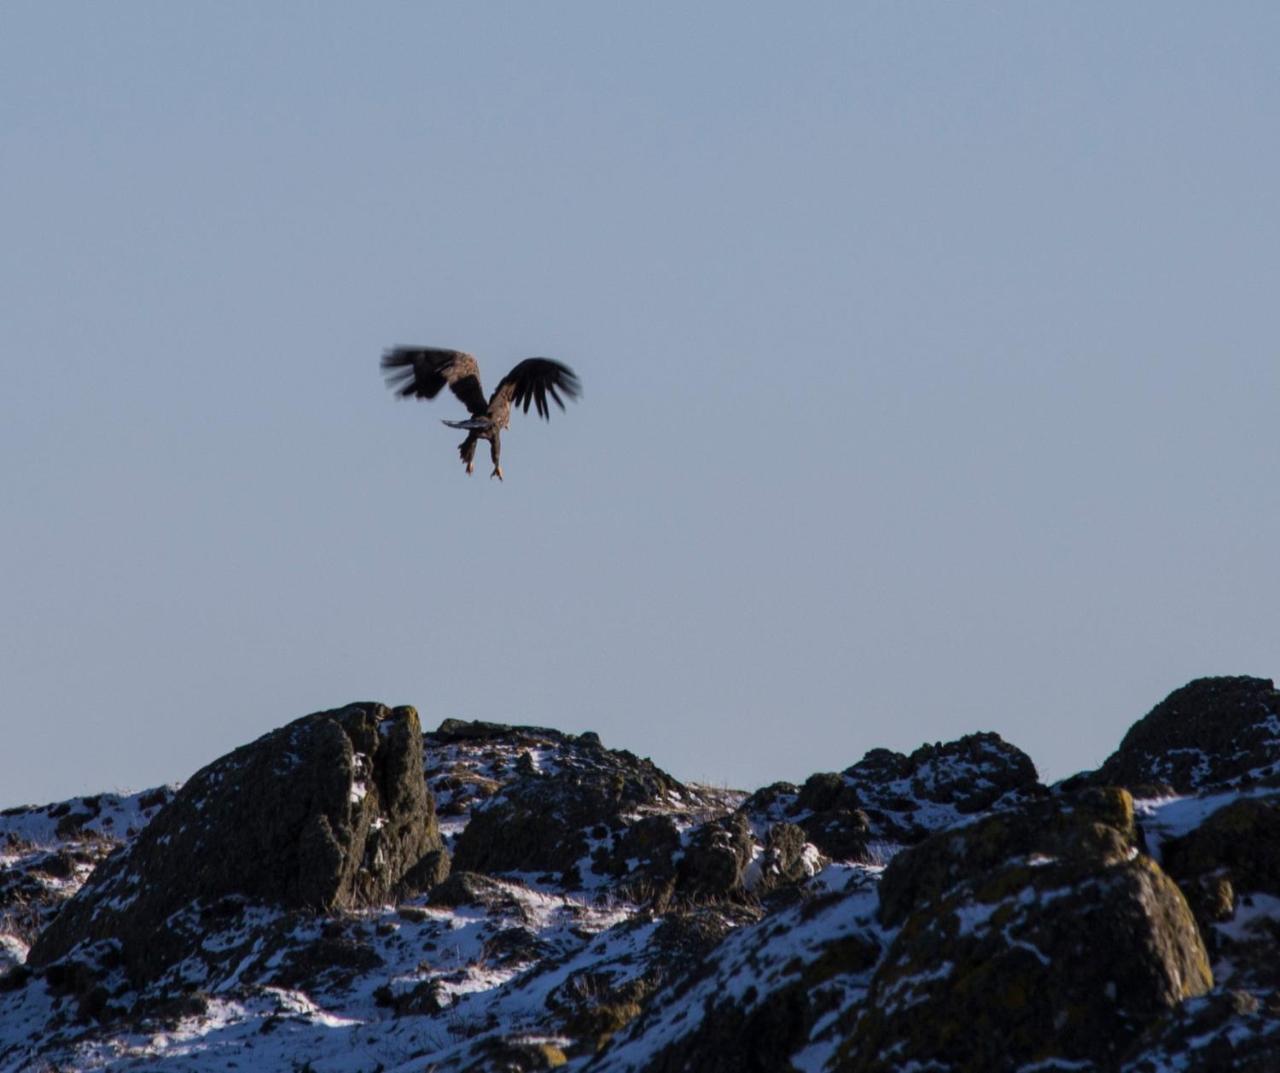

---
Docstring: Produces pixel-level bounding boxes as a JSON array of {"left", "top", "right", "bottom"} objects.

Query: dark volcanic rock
[
  {"left": 875, "top": 786, "right": 1137, "bottom": 927},
  {"left": 1159, "top": 794, "right": 1280, "bottom": 991},
  {"left": 438, "top": 719, "right": 819, "bottom": 903},
  {"left": 840, "top": 788, "right": 1212, "bottom": 1072},
  {"left": 16, "top": 683, "right": 1280, "bottom": 1073},
  {"left": 753, "top": 821, "right": 817, "bottom": 896},
  {"left": 1091, "top": 676, "right": 1280, "bottom": 792},
  {"left": 1162, "top": 795, "right": 1280, "bottom": 896},
  {"left": 741, "top": 731, "right": 1043, "bottom": 860},
  {"left": 30, "top": 703, "right": 445, "bottom": 981},
  {"left": 792, "top": 772, "right": 872, "bottom": 859},
  {"left": 435, "top": 718, "right": 566, "bottom": 743},
  {"left": 845, "top": 731, "right": 1044, "bottom": 841},
  {"left": 441, "top": 721, "right": 727, "bottom": 891},
  {"left": 676, "top": 813, "right": 755, "bottom": 899}
]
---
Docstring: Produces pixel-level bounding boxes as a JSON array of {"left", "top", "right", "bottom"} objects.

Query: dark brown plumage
[{"left": 381, "top": 346, "right": 581, "bottom": 480}]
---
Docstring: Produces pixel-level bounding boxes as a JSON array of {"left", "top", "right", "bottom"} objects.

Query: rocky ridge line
[{"left": 2, "top": 676, "right": 1280, "bottom": 1072}]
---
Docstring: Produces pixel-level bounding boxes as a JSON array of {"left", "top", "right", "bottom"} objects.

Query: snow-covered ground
[{"left": 6, "top": 710, "right": 1280, "bottom": 1073}]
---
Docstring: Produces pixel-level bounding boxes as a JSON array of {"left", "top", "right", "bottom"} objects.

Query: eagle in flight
[{"left": 381, "top": 347, "right": 581, "bottom": 480}]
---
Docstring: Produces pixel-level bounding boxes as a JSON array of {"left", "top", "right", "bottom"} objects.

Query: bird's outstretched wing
[
  {"left": 492, "top": 358, "right": 582, "bottom": 420},
  {"left": 381, "top": 347, "right": 488, "bottom": 417}
]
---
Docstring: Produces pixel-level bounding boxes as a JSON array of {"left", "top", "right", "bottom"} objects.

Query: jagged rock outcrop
[
  {"left": 840, "top": 788, "right": 1212, "bottom": 1072},
  {"left": 673, "top": 813, "right": 756, "bottom": 899},
  {"left": 600, "top": 786, "right": 1167, "bottom": 1073},
  {"left": 1089, "top": 676, "right": 1280, "bottom": 792},
  {"left": 9, "top": 679, "right": 1280, "bottom": 1073},
  {"left": 742, "top": 730, "right": 1044, "bottom": 861},
  {"left": 446, "top": 729, "right": 677, "bottom": 882},
  {"left": 428, "top": 721, "right": 825, "bottom": 908},
  {"left": 29, "top": 703, "right": 446, "bottom": 982},
  {"left": 845, "top": 731, "right": 1044, "bottom": 835},
  {"left": 433, "top": 721, "right": 737, "bottom": 895}
]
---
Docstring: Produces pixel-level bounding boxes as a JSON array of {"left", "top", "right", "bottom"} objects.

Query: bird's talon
[{"left": 380, "top": 346, "right": 578, "bottom": 483}]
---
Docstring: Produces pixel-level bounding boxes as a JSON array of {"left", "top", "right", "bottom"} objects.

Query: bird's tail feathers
[{"left": 442, "top": 417, "right": 492, "bottom": 430}]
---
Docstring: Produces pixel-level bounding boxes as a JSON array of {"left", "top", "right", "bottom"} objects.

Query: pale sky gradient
[{"left": 3, "top": 4, "right": 1278, "bottom": 808}]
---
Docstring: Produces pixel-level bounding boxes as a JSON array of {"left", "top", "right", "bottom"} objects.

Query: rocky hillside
[{"left": 3, "top": 677, "right": 1280, "bottom": 1072}]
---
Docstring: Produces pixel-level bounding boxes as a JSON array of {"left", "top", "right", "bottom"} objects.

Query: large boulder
[
  {"left": 675, "top": 813, "right": 756, "bottom": 900},
  {"left": 1090, "top": 676, "right": 1280, "bottom": 792},
  {"left": 838, "top": 789, "right": 1213, "bottom": 1072},
  {"left": 30, "top": 703, "right": 446, "bottom": 982}
]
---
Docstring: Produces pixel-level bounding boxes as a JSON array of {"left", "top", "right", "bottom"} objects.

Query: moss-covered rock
[
  {"left": 1153, "top": 794, "right": 1280, "bottom": 990},
  {"left": 677, "top": 814, "right": 755, "bottom": 899},
  {"left": 838, "top": 790, "right": 1211, "bottom": 1072},
  {"left": 30, "top": 703, "right": 445, "bottom": 983},
  {"left": 877, "top": 786, "right": 1137, "bottom": 927},
  {"left": 752, "top": 822, "right": 821, "bottom": 896},
  {"left": 1161, "top": 795, "right": 1280, "bottom": 895}
]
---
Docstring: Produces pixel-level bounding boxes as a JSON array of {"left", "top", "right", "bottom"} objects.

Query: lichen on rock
[
  {"left": 839, "top": 788, "right": 1212, "bottom": 1072},
  {"left": 29, "top": 702, "right": 446, "bottom": 983},
  {"left": 11, "top": 679, "right": 1280, "bottom": 1072}
]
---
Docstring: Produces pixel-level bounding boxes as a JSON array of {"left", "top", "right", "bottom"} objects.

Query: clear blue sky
[{"left": 3, "top": 4, "right": 1278, "bottom": 808}]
